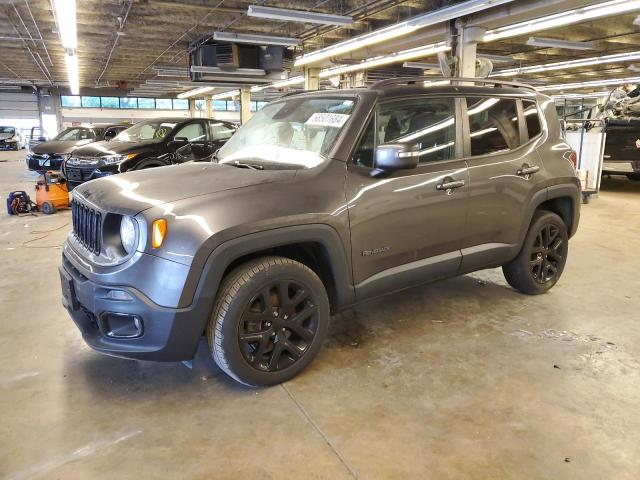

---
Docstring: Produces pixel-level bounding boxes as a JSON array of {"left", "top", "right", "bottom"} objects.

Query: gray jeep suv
[{"left": 59, "top": 78, "right": 580, "bottom": 386}]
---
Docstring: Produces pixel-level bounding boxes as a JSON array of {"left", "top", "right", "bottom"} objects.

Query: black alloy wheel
[
  {"left": 239, "top": 280, "right": 319, "bottom": 372},
  {"left": 529, "top": 223, "right": 566, "bottom": 284},
  {"left": 503, "top": 210, "right": 569, "bottom": 295}
]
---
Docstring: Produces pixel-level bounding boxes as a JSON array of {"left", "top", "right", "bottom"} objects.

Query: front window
[
  {"left": 217, "top": 97, "right": 356, "bottom": 169},
  {"left": 54, "top": 128, "right": 95, "bottom": 141},
  {"left": 0, "top": 127, "right": 16, "bottom": 134},
  {"left": 113, "top": 120, "right": 177, "bottom": 143}
]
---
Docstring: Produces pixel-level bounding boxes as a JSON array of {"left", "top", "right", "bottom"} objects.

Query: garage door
[{"left": 0, "top": 92, "right": 40, "bottom": 134}]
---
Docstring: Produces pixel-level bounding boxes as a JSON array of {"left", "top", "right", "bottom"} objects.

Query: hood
[
  {"left": 31, "top": 139, "right": 94, "bottom": 154},
  {"left": 0, "top": 132, "right": 15, "bottom": 140},
  {"left": 72, "top": 140, "right": 157, "bottom": 157},
  {"left": 73, "top": 162, "right": 295, "bottom": 215}
]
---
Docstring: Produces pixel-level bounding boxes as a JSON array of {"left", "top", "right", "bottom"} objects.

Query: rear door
[
  {"left": 346, "top": 95, "right": 469, "bottom": 300},
  {"left": 460, "top": 96, "right": 545, "bottom": 271}
]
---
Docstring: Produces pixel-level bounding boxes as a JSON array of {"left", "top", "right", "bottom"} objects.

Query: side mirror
[
  {"left": 374, "top": 142, "right": 420, "bottom": 171},
  {"left": 168, "top": 137, "right": 189, "bottom": 151}
]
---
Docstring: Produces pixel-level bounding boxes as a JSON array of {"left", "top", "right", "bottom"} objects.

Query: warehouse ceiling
[{"left": 0, "top": 0, "right": 639, "bottom": 96}]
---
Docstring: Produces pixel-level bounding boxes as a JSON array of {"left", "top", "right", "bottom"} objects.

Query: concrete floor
[{"left": 0, "top": 148, "right": 639, "bottom": 480}]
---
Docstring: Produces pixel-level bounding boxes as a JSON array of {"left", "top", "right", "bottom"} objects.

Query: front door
[{"left": 346, "top": 96, "right": 469, "bottom": 301}]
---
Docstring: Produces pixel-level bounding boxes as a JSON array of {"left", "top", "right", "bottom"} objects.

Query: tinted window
[
  {"left": 174, "top": 122, "right": 206, "bottom": 142},
  {"left": 101, "top": 97, "right": 119, "bottom": 108},
  {"left": 61, "top": 95, "right": 81, "bottom": 108},
  {"left": 352, "top": 118, "right": 376, "bottom": 168},
  {"left": 81, "top": 96, "right": 100, "bottom": 108},
  {"left": 522, "top": 100, "right": 541, "bottom": 140},
  {"left": 209, "top": 122, "right": 235, "bottom": 141},
  {"left": 172, "top": 99, "right": 189, "bottom": 110},
  {"left": 467, "top": 97, "right": 520, "bottom": 156},
  {"left": 156, "top": 98, "right": 172, "bottom": 109},
  {"left": 138, "top": 98, "right": 156, "bottom": 109},
  {"left": 120, "top": 97, "right": 138, "bottom": 109},
  {"left": 378, "top": 97, "right": 456, "bottom": 163}
]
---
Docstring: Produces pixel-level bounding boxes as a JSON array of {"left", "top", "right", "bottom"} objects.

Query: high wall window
[{"left": 60, "top": 95, "right": 270, "bottom": 112}]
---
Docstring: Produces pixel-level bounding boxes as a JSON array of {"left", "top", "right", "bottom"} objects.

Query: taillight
[{"left": 570, "top": 151, "right": 577, "bottom": 168}]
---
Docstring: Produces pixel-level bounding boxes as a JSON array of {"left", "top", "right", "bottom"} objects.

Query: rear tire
[
  {"left": 207, "top": 256, "right": 329, "bottom": 387},
  {"left": 503, "top": 210, "right": 568, "bottom": 295}
]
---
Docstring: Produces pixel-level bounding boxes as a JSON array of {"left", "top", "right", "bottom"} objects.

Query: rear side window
[
  {"left": 467, "top": 97, "right": 520, "bottom": 156},
  {"left": 378, "top": 97, "right": 456, "bottom": 164},
  {"left": 522, "top": 100, "right": 542, "bottom": 140}
]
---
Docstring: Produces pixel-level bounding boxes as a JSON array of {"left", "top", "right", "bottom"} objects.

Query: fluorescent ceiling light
[
  {"left": 492, "top": 50, "right": 640, "bottom": 77},
  {"left": 403, "top": 62, "right": 440, "bottom": 69},
  {"left": 318, "top": 43, "right": 450, "bottom": 78},
  {"left": 477, "top": 54, "right": 513, "bottom": 63},
  {"left": 538, "top": 76, "right": 640, "bottom": 91},
  {"left": 295, "top": 0, "right": 515, "bottom": 67},
  {"left": 526, "top": 37, "right": 595, "bottom": 50},
  {"left": 53, "top": 0, "right": 77, "bottom": 49},
  {"left": 64, "top": 52, "right": 79, "bottom": 95},
  {"left": 247, "top": 5, "right": 353, "bottom": 25},
  {"left": 213, "top": 32, "right": 300, "bottom": 47},
  {"left": 177, "top": 86, "right": 216, "bottom": 99},
  {"left": 552, "top": 91, "right": 611, "bottom": 99},
  {"left": 483, "top": 0, "right": 640, "bottom": 43},
  {"left": 251, "top": 76, "right": 304, "bottom": 92},
  {"left": 253, "top": 43, "right": 448, "bottom": 91},
  {"left": 211, "top": 90, "right": 239, "bottom": 100}
]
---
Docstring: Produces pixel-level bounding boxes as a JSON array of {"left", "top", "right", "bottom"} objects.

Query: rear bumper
[{"left": 60, "top": 249, "right": 209, "bottom": 362}]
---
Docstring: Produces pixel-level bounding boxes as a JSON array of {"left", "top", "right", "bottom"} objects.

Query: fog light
[
  {"left": 104, "top": 289, "right": 133, "bottom": 301},
  {"left": 101, "top": 312, "right": 143, "bottom": 338}
]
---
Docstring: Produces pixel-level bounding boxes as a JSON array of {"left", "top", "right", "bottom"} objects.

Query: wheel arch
[{"left": 179, "top": 224, "right": 355, "bottom": 317}]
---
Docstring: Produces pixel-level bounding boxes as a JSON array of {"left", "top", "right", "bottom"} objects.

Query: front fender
[{"left": 178, "top": 224, "right": 355, "bottom": 314}]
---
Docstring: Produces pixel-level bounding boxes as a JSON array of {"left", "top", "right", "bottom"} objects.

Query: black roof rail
[{"left": 370, "top": 76, "right": 538, "bottom": 92}]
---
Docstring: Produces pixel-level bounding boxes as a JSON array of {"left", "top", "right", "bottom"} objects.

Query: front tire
[
  {"left": 503, "top": 210, "right": 569, "bottom": 295},
  {"left": 207, "top": 256, "right": 329, "bottom": 387}
]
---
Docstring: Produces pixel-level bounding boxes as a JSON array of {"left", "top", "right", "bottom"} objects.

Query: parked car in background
[
  {"left": 59, "top": 79, "right": 580, "bottom": 386},
  {"left": 26, "top": 124, "right": 127, "bottom": 172},
  {"left": 27, "top": 126, "right": 49, "bottom": 150},
  {"left": 601, "top": 117, "right": 640, "bottom": 180},
  {"left": 0, "top": 126, "right": 27, "bottom": 150},
  {"left": 62, "top": 117, "right": 237, "bottom": 190}
]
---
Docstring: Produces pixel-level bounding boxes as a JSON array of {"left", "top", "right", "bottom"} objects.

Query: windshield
[
  {"left": 217, "top": 97, "right": 356, "bottom": 169},
  {"left": 0, "top": 127, "right": 15, "bottom": 134},
  {"left": 114, "top": 120, "right": 177, "bottom": 143},
  {"left": 54, "top": 128, "right": 95, "bottom": 141}
]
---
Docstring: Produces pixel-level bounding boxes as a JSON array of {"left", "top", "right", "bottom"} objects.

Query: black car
[
  {"left": 62, "top": 117, "right": 237, "bottom": 190},
  {"left": 26, "top": 124, "right": 127, "bottom": 172}
]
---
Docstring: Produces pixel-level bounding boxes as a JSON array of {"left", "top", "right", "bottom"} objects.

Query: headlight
[
  {"left": 103, "top": 153, "right": 138, "bottom": 164},
  {"left": 119, "top": 215, "right": 137, "bottom": 254}
]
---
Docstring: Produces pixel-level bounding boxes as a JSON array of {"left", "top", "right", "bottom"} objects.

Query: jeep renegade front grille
[{"left": 71, "top": 201, "right": 102, "bottom": 254}]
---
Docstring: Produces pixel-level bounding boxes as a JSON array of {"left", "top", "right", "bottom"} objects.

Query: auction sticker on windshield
[{"left": 306, "top": 113, "right": 350, "bottom": 128}]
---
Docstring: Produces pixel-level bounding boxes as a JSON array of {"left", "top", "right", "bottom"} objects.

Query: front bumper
[
  {"left": 60, "top": 249, "right": 209, "bottom": 362},
  {"left": 0, "top": 140, "right": 18, "bottom": 150},
  {"left": 26, "top": 153, "right": 65, "bottom": 171},
  {"left": 64, "top": 163, "right": 118, "bottom": 186}
]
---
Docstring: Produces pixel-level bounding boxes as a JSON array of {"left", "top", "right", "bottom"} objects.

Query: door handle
[
  {"left": 436, "top": 178, "right": 465, "bottom": 194},
  {"left": 517, "top": 164, "right": 540, "bottom": 178}
]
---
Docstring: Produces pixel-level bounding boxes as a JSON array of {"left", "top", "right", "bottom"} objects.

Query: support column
[
  {"left": 454, "top": 22, "right": 486, "bottom": 80},
  {"left": 205, "top": 97, "right": 212, "bottom": 118},
  {"left": 189, "top": 98, "right": 196, "bottom": 117},
  {"left": 240, "top": 87, "right": 252, "bottom": 125},
  {"left": 304, "top": 67, "right": 320, "bottom": 90}
]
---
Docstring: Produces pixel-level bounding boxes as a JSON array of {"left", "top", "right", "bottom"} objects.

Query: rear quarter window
[{"left": 522, "top": 99, "right": 542, "bottom": 140}]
